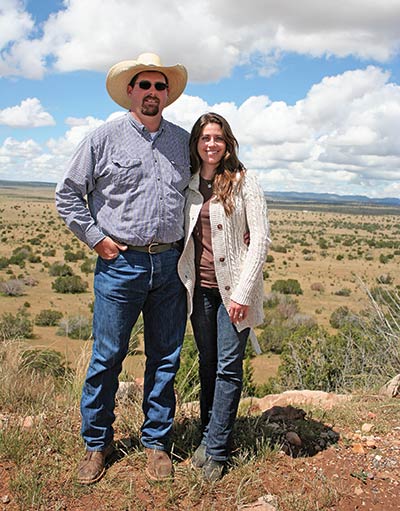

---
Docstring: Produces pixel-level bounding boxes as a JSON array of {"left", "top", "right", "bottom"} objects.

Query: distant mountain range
[
  {"left": 265, "top": 191, "right": 400, "bottom": 206},
  {"left": 0, "top": 179, "right": 399, "bottom": 206}
]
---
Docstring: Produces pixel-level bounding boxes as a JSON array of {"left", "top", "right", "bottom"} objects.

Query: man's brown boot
[
  {"left": 77, "top": 444, "right": 114, "bottom": 485},
  {"left": 145, "top": 448, "right": 173, "bottom": 482}
]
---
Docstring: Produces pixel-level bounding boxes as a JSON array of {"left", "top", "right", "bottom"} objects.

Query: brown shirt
[{"left": 193, "top": 177, "right": 218, "bottom": 288}]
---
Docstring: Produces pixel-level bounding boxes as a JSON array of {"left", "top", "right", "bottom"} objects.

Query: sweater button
[
  {"left": 225, "top": 285, "right": 230, "bottom": 291},
  {"left": 219, "top": 257, "right": 225, "bottom": 262},
  {"left": 217, "top": 224, "right": 223, "bottom": 230}
]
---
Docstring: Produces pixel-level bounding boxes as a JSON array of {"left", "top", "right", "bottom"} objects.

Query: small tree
[
  {"left": 35, "top": 309, "right": 64, "bottom": 327},
  {"left": 271, "top": 279, "right": 303, "bottom": 295},
  {"left": 48, "top": 262, "right": 74, "bottom": 277},
  {"left": 52, "top": 275, "right": 88, "bottom": 294}
]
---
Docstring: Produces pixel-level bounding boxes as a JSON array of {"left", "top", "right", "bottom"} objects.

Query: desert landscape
[
  {"left": 0, "top": 183, "right": 399, "bottom": 511},
  {"left": 0, "top": 183, "right": 398, "bottom": 384}
]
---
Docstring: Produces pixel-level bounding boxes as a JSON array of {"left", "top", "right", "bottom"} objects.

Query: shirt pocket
[{"left": 110, "top": 152, "right": 142, "bottom": 185}]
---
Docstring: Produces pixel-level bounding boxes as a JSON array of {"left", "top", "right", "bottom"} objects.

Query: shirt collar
[{"left": 126, "top": 112, "right": 165, "bottom": 139}]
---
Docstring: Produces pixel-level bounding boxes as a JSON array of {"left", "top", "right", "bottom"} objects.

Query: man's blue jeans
[
  {"left": 191, "top": 286, "right": 249, "bottom": 461},
  {"left": 80, "top": 247, "right": 186, "bottom": 452}
]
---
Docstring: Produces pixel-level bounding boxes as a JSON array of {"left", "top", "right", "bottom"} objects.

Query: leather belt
[{"left": 126, "top": 241, "right": 182, "bottom": 254}]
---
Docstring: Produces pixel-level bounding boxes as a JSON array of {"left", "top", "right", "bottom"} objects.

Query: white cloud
[
  {"left": 0, "top": 98, "right": 55, "bottom": 127},
  {"left": 167, "top": 66, "right": 400, "bottom": 197},
  {"left": 1, "top": 0, "right": 400, "bottom": 80},
  {"left": 1, "top": 66, "right": 399, "bottom": 198}
]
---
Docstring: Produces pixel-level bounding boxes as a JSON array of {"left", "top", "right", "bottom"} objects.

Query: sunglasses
[{"left": 137, "top": 80, "right": 168, "bottom": 91}]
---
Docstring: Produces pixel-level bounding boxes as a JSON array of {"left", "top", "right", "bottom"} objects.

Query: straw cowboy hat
[{"left": 106, "top": 52, "right": 188, "bottom": 109}]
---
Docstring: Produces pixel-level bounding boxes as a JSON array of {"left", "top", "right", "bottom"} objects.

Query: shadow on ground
[{"left": 107, "top": 405, "right": 340, "bottom": 470}]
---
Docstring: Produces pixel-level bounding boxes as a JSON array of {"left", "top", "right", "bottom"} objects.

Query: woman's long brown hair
[{"left": 189, "top": 112, "right": 246, "bottom": 215}]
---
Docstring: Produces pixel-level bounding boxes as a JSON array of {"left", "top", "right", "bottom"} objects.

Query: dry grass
[{"left": 1, "top": 185, "right": 399, "bottom": 386}]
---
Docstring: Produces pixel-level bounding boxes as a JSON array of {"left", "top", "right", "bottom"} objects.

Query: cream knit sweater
[{"left": 177, "top": 171, "right": 270, "bottom": 332}]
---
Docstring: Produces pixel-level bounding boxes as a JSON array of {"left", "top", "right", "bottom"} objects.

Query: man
[{"left": 55, "top": 53, "right": 190, "bottom": 484}]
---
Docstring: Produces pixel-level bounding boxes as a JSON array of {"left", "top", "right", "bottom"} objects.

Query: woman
[{"left": 178, "top": 113, "right": 270, "bottom": 481}]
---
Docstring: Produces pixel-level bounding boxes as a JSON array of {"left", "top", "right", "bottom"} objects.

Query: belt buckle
[{"left": 148, "top": 242, "right": 159, "bottom": 254}]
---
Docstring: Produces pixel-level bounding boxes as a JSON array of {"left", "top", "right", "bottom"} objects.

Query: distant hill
[
  {"left": 265, "top": 190, "right": 400, "bottom": 207},
  {"left": 0, "top": 179, "right": 398, "bottom": 206},
  {"left": 0, "top": 179, "right": 56, "bottom": 188}
]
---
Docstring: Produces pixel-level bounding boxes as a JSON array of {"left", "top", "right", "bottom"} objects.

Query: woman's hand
[{"left": 228, "top": 300, "right": 249, "bottom": 323}]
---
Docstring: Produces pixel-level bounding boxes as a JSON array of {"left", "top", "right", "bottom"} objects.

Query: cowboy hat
[{"left": 106, "top": 52, "right": 187, "bottom": 109}]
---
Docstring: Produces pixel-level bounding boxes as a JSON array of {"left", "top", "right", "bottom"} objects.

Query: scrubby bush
[
  {"left": 42, "top": 248, "right": 56, "bottom": 257},
  {"left": 35, "top": 309, "right": 64, "bottom": 327},
  {"left": 271, "top": 286, "right": 400, "bottom": 393},
  {"left": 0, "top": 309, "right": 33, "bottom": 341},
  {"left": 271, "top": 244, "right": 287, "bottom": 253},
  {"left": 334, "top": 288, "right": 351, "bottom": 297},
  {"left": 258, "top": 293, "right": 314, "bottom": 353},
  {"left": 0, "top": 257, "right": 9, "bottom": 269},
  {"left": 48, "top": 262, "right": 73, "bottom": 277},
  {"left": 329, "top": 306, "right": 359, "bottom": 329},
  {"left": 0, "top": 279, "right": 25, "bottom": 296},
  {"left": 80, "top": 257, "right": 96, "bottom": 275},
  {"left": 377, "top": 273, "right": 394, "bottom": 285},
  {"left": 64, "top": 249, "right": 86, "bottom": 262},
  {"left": 271, "top": 279, "right": 303, "bottom": 296},
  {"left": 20, "top": 349, "right": 71, "bottom": 378},
  {"left": 57, "top": 315, "right": 92, "bottom": 340},
  {"left": 8, "top": 245, "right": 32, "bottom": 267},
  {"left": 311, "top": 282, "right": 324, "bottom": 293},
  {"left": 52, "top": 275, "right": 88, "bottom": 294}
]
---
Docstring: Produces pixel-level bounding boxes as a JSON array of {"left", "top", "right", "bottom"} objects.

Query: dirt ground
[{"left": 1, "top": 398, "right": 399, "bottom": 511}]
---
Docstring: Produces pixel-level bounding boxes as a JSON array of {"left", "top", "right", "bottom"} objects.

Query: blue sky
[{"left": 0, "top": 0, "right": 400, "bottom": 198}]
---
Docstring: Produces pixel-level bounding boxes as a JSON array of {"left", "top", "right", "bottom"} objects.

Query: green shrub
[
  {"left": 42, "top": 248, "right": 56, "bottom": 257},
  {"left": 271, "top": 279, "right": 303, "bottom": 295},
  {"left": 52, "top": 275, "right": 88, "bottom": 294},
  {"left": 20, "top": 349, "right": 71, "bottom": 378},
  {"left": 64, "top": 249, "right": 86, "bottom": 262},
  {"left": 273, "top": 287, "right": 400, "bottom": 393},
  {"left": 334, "top": 287, "right": 351, "bottom": 296},
  {"left": 35, "top": 309, "right": 63, "bottom": 327},
  {"left": 0, "top": 257, "right": 9, "bottom": 269},
  {"left": 0, "top": 309, "right": 33, "bottom": 341},
  {"left": 329, "top": 306, "right": 359, "bottom": 329},
  {"left": 48, "top": 262, "right": 73, "bottom": 277},
  {"left": 80, "top": 257, "right": 96, "bottom": 275}
]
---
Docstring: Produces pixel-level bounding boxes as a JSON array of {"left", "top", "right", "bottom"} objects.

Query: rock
[
  {"left": 352, "top": 443, "right": 366, "bottom": 454},
  {"left": 379, "top": 374, "right": 400, "bottom": 397},
  {"left": 361, "top": 423, "right": 374, "bottom": 433},
  {"left": 238, "top": 494, "right": 278, "bottom": 510},
  {"left": 245, "top": 390, "right": 351, "bottom": 413},
  {"left": 2, "top": 495, "right": 10, "bottom": 504},
  {"left": 285, "top": 431, "right": 302, "bottom": 447},
  {"left": 261, "top": 405, "right": 306, "bottom": 421},
  {"left": 22, "top": 416, "right": 34, "bottom": 429},
  {"left": 116, "top": 380, "right": 142, "bottom": 402}
]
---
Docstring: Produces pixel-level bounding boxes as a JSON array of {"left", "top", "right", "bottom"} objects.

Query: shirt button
[
  {"left": 225, "top": 285, "right": 230, "bottom": 291},
  {"left": 219, "top": 257, "right": 225, "bottom": 262},
  {"left": 217, "top": 224, "right": 223, "bottom": 230}
]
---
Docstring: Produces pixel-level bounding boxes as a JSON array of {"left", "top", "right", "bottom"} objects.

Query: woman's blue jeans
[
  {"left": 80, "top": 248, "right": 186, "bottom": 451},
  {"left": 191, "top": 286, "right": 249, "bottom": 461}
]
